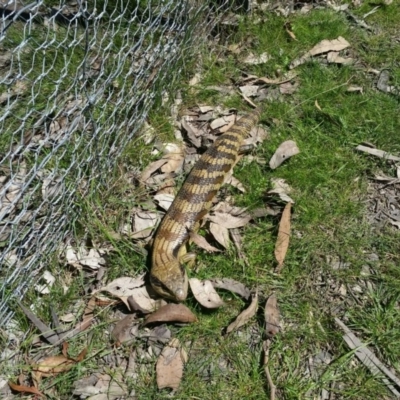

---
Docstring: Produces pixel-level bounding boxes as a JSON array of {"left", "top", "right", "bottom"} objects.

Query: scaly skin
[{"left": 150, "top": 108, "right": 262, "bottom": 301}]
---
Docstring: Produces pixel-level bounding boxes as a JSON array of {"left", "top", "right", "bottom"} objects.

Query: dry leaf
[
  {"left": 327, "top": 51, "right": 353, "bottom": 65},
  {"left": 210, "top": 114, "right": 236, "bottom": 132},
  {"left": 210, "top": 278, "right": 251, "bottom": 300},
  {"left": 34, "top": 270, "right": 56, "bottom": 294},
  {"left": 347, "top": 85, "right": 363, "bottom": 93},
  {"left": 279, "top": 81, "right": 299, "bottom": 95},
  {"left": 141, "top": 159, "right": 168, "bottom": 182},
  {"left": 131, "top": 211, "right": 159, "bottom": 239},
  {"left": 154, "top": 193, "right": 175, "bottom": 212},
  {"left": 207, "top": 211, "right": 251, "bottom": 229},
  {"left": 226, "top": 292, "right": 258, "bottom": 333},
  {"left": 269, "top": 140, "right": 300, "bottom": 169},
  {"left": 100, "top": 276, "right": 159, "bottom": 312},
  {"left": 189, "top": 278, "right": 225, "bottom": 308},
  {"left": 264, "top": 294, "right": 280, "bottom": 337},
  {"left": 254, "top": 71, "right": 298, "bottom": 85},
  {"left": 268, "top": 178, "right": 295, "bottom": 203},
  {"left": 209, "top": 222, "right": 230, "bottom": 248},
  {"left": 111, "top": 314, "right": 138, "bottom": 344},
  {"left": 32, "top": 348, "right": 87, "bottom": 384},
  {"left": 8, "top": 381, "right": 44, "bottom": 398},
  {"left": 284, "top": 22, "right": 297, "bottom": 41},
  {"left": 243, "top": 125, "right": 269, "bottom": 148},
  {"left": 290, "top": 36, "right": 350, "bottom": 69},
  {"left": 190, "top": 231, "right": 221, "bottom": 253},
  {"left": 225, "top": 175, "right": 245, "bottom": 192},
  {"left": 144, "top": 304, "right": 197, "bottom": 325},
  {"left": 243, "top": 52, "right": 270, "bottom": 65},
  {"left": 156, "top": 338, "right": 187, "bottom": 391},
  {"left": 315, "top": 100, "right": 322, "bottom": 111},
  {"left": 275, "top": 202, "right": 292, "bottom": 272},
  {"left": 239, "top": 85, "right": 259, "bottom": 97}
]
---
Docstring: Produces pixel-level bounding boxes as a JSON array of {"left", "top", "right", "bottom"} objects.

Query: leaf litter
[{"left": 11, "top": 104, "right": 300, "bottom": 394}]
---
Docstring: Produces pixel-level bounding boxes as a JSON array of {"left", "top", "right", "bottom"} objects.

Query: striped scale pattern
[{"left": 150, "top": 108, "right": 262, "bottom": 301}]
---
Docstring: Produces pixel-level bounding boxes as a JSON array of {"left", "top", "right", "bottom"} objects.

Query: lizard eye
[{"left": 150, "top": 275, "right": 172, "bottom": 295}]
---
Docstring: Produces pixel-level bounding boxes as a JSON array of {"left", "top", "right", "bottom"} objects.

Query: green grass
[{"left": 6, "top": 3, "right": 400, "bottom": 399}]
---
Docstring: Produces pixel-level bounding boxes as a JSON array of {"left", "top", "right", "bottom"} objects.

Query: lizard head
[{"left": 150, "top": 259, "right": 188, "bottom": 302}]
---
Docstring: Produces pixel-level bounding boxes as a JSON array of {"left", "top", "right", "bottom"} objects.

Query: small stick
[{"left": 263, "top": 339, "right": 276, "bottom": 400}]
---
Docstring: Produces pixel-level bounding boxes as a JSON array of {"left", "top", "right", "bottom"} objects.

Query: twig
[
  {"left": 263, "top": 339, "right": 276, "bottom": 400},
  {"left": 17, "top": 301, "right": 60, "bottom": 345},
  {"left": 335, "top": 318, "right": 400, "bottom": 398}
]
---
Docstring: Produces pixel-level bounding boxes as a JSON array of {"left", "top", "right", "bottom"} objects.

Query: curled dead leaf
[
  {"left": 210, "top": 278, "right": 252, "bottom": 300},
  {"left": 8, "top": 381, "right": 45, "bottom": 398},
  {"left": 156, "top": 338, "right": 187, "bottom": 391},
  {"left": 275, "top": 202, "right": 292, "bottom": 272},
  {"left": 290, "top": 36, "right": 350, "bottom": 69},
  {"left": 111, "top": 314, "right": 138, "bottom": 344},
  {"left": 226, "top": 292, "right": 258, "bottom": 333},
  {"left": 190, "top": 231, "right": 221, "bottom": 253},
  {"left": 264, "top": 294, "right": 281, "bottom": 338},
  {"left": 268, "top": 178, "right": 295, "bottom": 204},
  {"left": 189, "top": 278, "right": 225, "bottom": 308},
  {"left": 208, "top": 211, "right": 251, "bottom": 229},
  {"left": 269, "top": 140, "right": 300, "bottom": 169},
  {"left": 209, "top": 222, "right": 230, "bottom": 248},
  {"left": 100, "top": 276, "right": 159, "bottom": 313},
  {"left": 144, "top": 304, "right": 197, "bottom": 325}
]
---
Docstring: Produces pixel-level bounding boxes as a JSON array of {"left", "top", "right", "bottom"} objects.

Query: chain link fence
[{"left": 0, "top": 0, "right": 247, "bottom": 324}]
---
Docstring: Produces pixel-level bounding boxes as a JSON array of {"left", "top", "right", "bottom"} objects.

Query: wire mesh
[{"left": 0, "top": 0, "right": 240, "bottom": 324}]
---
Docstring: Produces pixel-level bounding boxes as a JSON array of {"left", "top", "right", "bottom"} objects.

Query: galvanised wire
[{"left": 0, "top": 0, "right": 240, "bottom": 324}]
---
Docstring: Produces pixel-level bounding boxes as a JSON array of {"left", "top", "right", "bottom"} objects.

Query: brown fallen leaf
[
  {"left": 154, "top": 193, "right": 175, "bottom": 211},
  {"left": 243, "top": 52, "right": 270, "bottom": 65},
  {"left": 284, "top": 22, "right": 297, "bottom": 41},
  {"left": 141, "top": 158, "right": 168, "bottom": 182},
  {"left": 279, "top": 81, "right": 299, "bottom": 95},
  {"left": 181, "top": 115, "right": 204, "bottom": 148},
  {"left": 210, "top": 113, "right": 236, "bottom": 132},
  {"left": 99, "top": 276, "right": 159, "bottom": 312},
  {"left": 207, "top": 211, "right": 251, "bottom": 229},
  {"left": 32, "top": 347, "right": 87, "bottom": 384},
  {"left": 131, "top": 210, "right": 159, "bottom": 239},
  {"left": 189, "top": 278, "right": 225, "bottom": 308},
  {"left": 264, "top": 294, "right": 281, "bottom": 338},
  {"left": 230, "top": 228, "right": 249, "bottom": 266},
  {"left": 226, "top": 292, "right": 258, "bottom": 333},
  {"left": 160, "top": 143, "right": 184, "bottom": 174},
  {"left": 156, "top": 338, "right": 188, "bottom": 391},
  {"left": 239, "top": 85, "right": 259, "bottom": 98},
  {"left": 224, "top": 175, "right": 246, "bottom": 192},
  {"left": 144, "top": 304, "right": 197, "bottom": 325},
  {"left": 267, "top": 178, "right": 295, "bottom": 204},
  {"left": 275, "top": 202, "right": 292, "bottom": 272},
  {"left": 190, "top": 231, "right": 221, "bottom": 253},
  {"left": 111, "top": 314, "right": 138, "bottom": 344},
  {"left": 290, "top": 36, "right": 350, "bottom": 69},
  {"left": 327, "top": 51, "right": 353, "bottom": 65},
  {"left": 253, "top": 71, "right": 298, "bottom": 85},
  {"left": 269, "top": 140, "right": 300, "bottom": 169},
  {"left": 8, "top": 381, "right": 45, "bottom": 397},
  {"left": 347, "top": 85, "right": 363, "bottom": 93},
  {"left": 210, "top": 278, "right": 251, "bottom": 300},
  {"left": 209, "top": 222, "right": 230, "bottom": 248}
]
